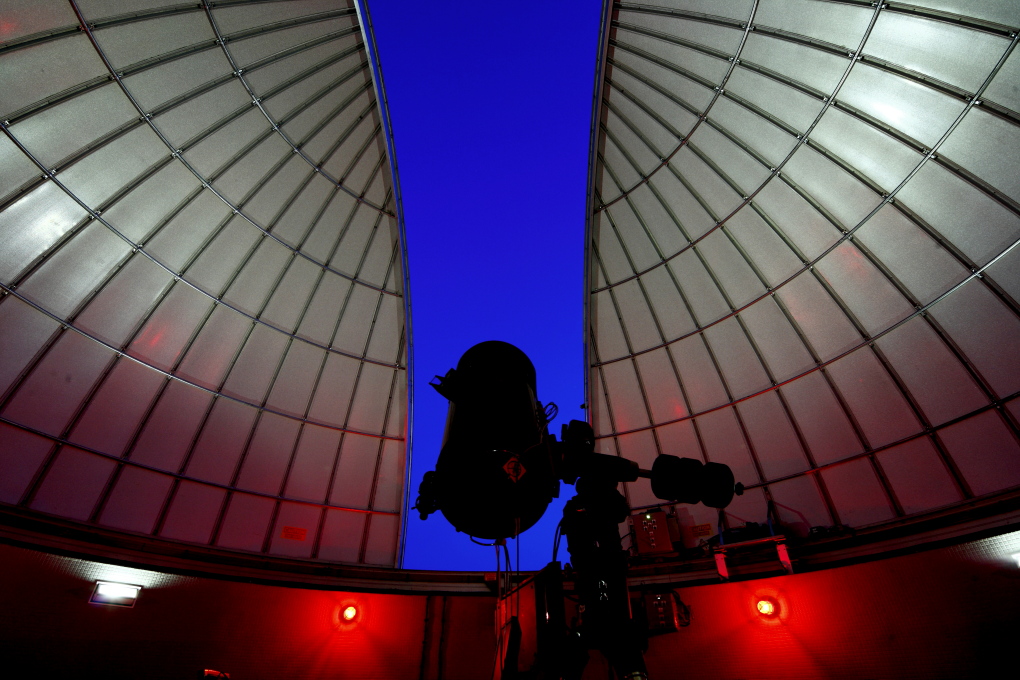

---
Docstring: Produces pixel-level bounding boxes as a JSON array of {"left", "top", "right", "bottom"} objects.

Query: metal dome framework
[
  {"left": 0, "top": 0, "right": 411, "bottom": 568},
  {"left": 586, "top": 0, "right": 1020, "bottom": 540}
]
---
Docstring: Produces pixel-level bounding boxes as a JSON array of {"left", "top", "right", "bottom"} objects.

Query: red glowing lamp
[
  {"left": 342, "top": 605, "right": 357, "bottom": 621},
  {"left": 756, "top": 598, "right": 777, "bottom": 616}
]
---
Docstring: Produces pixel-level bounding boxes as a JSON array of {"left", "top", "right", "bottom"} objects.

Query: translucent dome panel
[
  {"left": 0, "top": 0, "right": 409, "bottom": 567},
  {"left": 587, "top": 0, "right": 1020, "bottom": 536}
]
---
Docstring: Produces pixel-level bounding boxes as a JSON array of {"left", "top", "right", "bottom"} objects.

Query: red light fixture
[
  {"left": 332, "top": 602, "right": 361, "bottom": 629},
  {"left": 756, "top": 598, "right": 778, "bottom": 617}
]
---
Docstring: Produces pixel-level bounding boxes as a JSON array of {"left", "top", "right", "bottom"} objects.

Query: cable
[
  {"left": 552, "top": 519, "right": 563, "bottom": 562},
  {"left": 543, "top": 401, "right": 559, "bottom": 425},
  {"left": 672, "top": 592, "right": 692, "bottom": 627},
  {"left": 470, "top": 536, "right": 497, "bottom": 546},
  {"left": 514, "top": 517, "right": 521, "bottom": 622},
  {"left": 492, "top": 542, "right": 506, "bottom": 680}
]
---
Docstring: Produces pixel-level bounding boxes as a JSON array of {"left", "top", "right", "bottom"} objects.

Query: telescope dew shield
[{"left": 427, "top": 341, "right": 558, "bottom": 539}]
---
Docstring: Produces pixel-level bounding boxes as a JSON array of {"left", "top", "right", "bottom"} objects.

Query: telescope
[
  {"left": 414, "top": 340, "right": 741, "bottom": 540},
  {"left": 414, "top": 341, "right": 742, "bottom": 680}
]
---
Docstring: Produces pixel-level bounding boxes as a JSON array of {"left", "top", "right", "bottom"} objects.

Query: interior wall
[
  {"left": 2, "top": 529, "right": 1016, "bottom": 679},
  {"left": 0, "top": 541, "right": 494, "bottom": 680},
  {"left": 642, "top": 530, "right": 1020, "bottom": 680}
]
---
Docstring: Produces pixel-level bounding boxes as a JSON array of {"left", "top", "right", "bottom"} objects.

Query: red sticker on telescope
[{"left": 503, "top": 455, "right": 526, "bottom": 482}]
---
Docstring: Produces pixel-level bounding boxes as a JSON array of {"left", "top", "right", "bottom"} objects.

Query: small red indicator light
[
  {"left": 342, "top": 605, "right": 357, "bottom": 621},
  {"left": 756, "top": 598, "right": 777, "bottom": 616}
]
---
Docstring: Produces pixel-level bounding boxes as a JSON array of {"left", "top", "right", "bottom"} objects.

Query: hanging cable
[
  {"left": 502, "top": 542, "right": 512, "bottom": 577},
  {"left": 543, "top": 401, "right": 558, "bottom": 425},
  {"left": 493, "top": 542, "right": 505, "bottom": 679},
  {"left": 515, "top": 517, "right": 521, "bottom": 621}
]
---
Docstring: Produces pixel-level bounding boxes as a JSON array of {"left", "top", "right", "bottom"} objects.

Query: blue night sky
[{"left": 368, "top": 1, "right": 602, "bottom": 571}]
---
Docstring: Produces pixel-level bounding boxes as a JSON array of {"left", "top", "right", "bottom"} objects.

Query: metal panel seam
[
  {"left": 585, "top": 0, "right": 615, "bottom": 429},
  {"left": 353, "top": 0, "right": 414, "bottom": 569}
]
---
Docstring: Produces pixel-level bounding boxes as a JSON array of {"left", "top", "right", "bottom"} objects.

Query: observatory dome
[
  {"left": 0, "top": 0, "right": 410, "bottom": 571},
  {"left": 1, "top": 1, "right": 1019, "bottom": 677},
  {"left": 586, "top": 0, "right": 1020, "bottom": 555}
]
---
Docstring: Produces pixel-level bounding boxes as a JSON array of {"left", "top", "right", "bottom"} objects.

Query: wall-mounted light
[
  {"left": 756, "top": 598, "right": 778, "bottom": 617},
  {"left": 333, "top": 602, "right": 361, "bottom": 629},
  {"left": 90, "top": 581, "right": 140, "bottom": 607},
  {"left": 1011, "top": 552, "right": 1020, "bottom": 568}
]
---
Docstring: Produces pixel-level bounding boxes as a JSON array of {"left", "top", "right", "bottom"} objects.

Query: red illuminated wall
[
  {"left": 642, "top": 538, "right": 1019, "bottom": 679},
  {"left": 0, "top": 542, "right": 494, "bottom": 680},
  {"left": 1, "top": 533, "right": 1017, "bottom": 679}
]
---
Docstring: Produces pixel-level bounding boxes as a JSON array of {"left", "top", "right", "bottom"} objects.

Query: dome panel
[
  {"left": 613, "top": 279, "right": 662, "bottom": 352},
  {"left": 698, "top": 229, "right": 767, "bottom": 307},
  {"left": 235, "top": 413, "right": 302, "bottom": 496},
  {"left": 68, "top": 359, "right": 165, "bottom": 456},
  {"left": 640, "top": 266, "right": 697, "bottom": 339},
  {"left": 939, "top": 108, "right": 1020, "bottom": 204},
  {"left": 814, "top": 242, "right": 914, "bottom": 336},
  {"left": 124, "top": 49, "right": 232, "bottom": 111},
  {"left": 94, "top": 13, "right": 216, "bottom": 70},
  {"left": 876, "top": 437, "right": 962, "bottom": 515},
  {"left": 99, "top": 466, "right": 174, "bottom": 535},
  {"left": 737, "top": 391, "right": 809, "bottom": 479},
  {"left": 634, "top": 349, "right": 688, "bottom": 424},
  {"left": 592, "top": 290, "right": 630, "bottom": 360},
  {"left": 767, "top": 475, "right": 832, "bottom": 533},
  {"left": 984, "top": 47, "right": 1020, "bottom": 112},
  {"left": 737, "top": 298, "right": 815, "bottom": 381},
  {"left": 30, "top": 446, "right": 116, "bottom": 520},
  {"left": 703, "top": 317, "right": 771, "bottom": 398},
  {"left": 938, "top": 411, "right": 1020, "bottom": 496},
  {"left": 930, "top": 279, "right": 1020, "bottom": 397},
  {"left": 752, "top": 179, "right": 838, "bottom": 261},
  {"left": 897, "top": 163, "right": 1020, "bottom": 267},
  {"left": 905, "top": 0, "right": 1020, "bottom": 31},
  {"left": 726, "top": 66, "right": 823, "bottom": 132},
  {"left": 866, "top": 12, "right": 1007, "bottom": 92},
  {"left": 650, "top": 171, "right": 716, "bottom": 239},
  {"left": 810, "top": 107, "right": 918, "bottom": 192},
  {"left": 0, "top": 424, "right": 52, "bottom": 504},
  {"left": 755, "top": 0, "right": 872, "bottom": 48},
  {"left": 668, "top": 337, "right": 728, "bottom": 412},
  {"left": 601, "top": 359, "right": 652, "bottom": 433},
  {"left": 0, "top": 35, "right": 107, "bottom": 117},
  {"left": 820, "top": 458, "right": 896, "bottom": 527},
  {"left": 740, "top": 33, "right": 846, "bottom": 94},
  {"left": 158, "top": 481, "right": 223, "bottom": 544},
  {"left": 129, "top": 381, "right": 212, "bottom": 472}
]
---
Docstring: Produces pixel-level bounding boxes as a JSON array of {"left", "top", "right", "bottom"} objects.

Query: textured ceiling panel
[
  {"left": 0, "top": 0, "right": 409, "bottom": 568},
  {"left": 587, "top": 0, "right": 1020, "bottom": 537}
]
